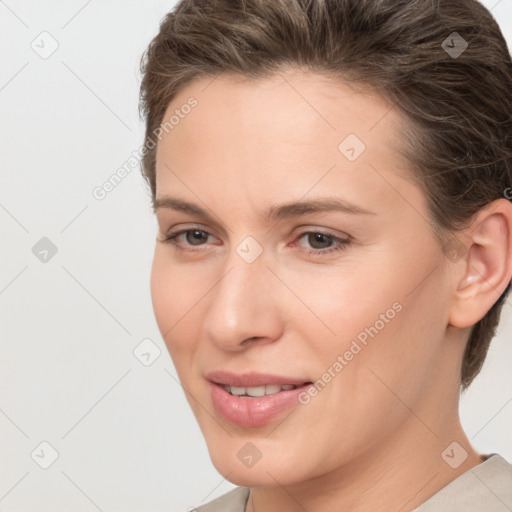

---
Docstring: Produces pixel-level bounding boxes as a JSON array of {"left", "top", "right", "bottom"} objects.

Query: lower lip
[{"left": 209, "top": 382, "right": 311, "bottom": 427}]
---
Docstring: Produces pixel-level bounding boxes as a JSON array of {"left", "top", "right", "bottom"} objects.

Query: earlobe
[{"left": 449, "top": 199, "right": 512, "bottom": 329}]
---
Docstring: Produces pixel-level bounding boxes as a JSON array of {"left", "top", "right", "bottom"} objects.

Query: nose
[{"left": 202, "top": 250, "right": 284, "bottom": 352}]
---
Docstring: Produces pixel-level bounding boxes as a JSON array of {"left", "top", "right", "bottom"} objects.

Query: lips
[
  {"left": 206, "top": 370, "right": 310, "bottom": 387},
  {"left": 206, "top": 371, "right": 313, "bottom": 427}
]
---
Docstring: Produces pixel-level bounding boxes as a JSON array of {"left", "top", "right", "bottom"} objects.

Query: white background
[{"left": 1, "top": 1, "right": 511, "bottom": 510}]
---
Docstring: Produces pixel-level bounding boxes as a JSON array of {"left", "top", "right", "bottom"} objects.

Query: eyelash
[{"left": 159, "top": 228, "right": 351, "bottom": 257}]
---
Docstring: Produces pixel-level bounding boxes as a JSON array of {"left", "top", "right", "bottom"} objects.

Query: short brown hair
[{"left": 139, "top": 0, "right": 512, "bottom": 389}]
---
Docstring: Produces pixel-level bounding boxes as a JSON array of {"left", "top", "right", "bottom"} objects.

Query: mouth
[
  {"left": 217, "top": 383, "right": 307, "bottom": 397},
  {"left": 206, "top": 371, "right": 313, "bottom": 427}
]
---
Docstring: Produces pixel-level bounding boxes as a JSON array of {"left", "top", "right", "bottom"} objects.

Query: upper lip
[{"left": 206, "top": 370, "right": 311, "bottom": 387}]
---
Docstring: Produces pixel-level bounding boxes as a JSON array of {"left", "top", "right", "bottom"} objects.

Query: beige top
[{"left": 195, "top": 454, "right": 512, "bottom": 512}]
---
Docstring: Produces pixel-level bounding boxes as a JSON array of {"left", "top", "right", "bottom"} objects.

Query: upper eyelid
[
  {"left": 166, "top": 225, "right": 219, "bottom": 240},
  {"left": 166, "top": 224, "right": 345, "bottom": 236},
  {"left": 169, "top": 228, "right": 218, "bottom": 242}
]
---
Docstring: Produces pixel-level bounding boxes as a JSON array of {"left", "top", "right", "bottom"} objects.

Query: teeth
[
  {"left": 230, "top": 386, "right": 246, "bottom": 396},
  {"left": 247, "top": 386, "right": 266, "bottom": 397},
  {"left": 264, "top": 385, "right": 281, "bottom": 395},
  {"left": 222, "top": 384, "right": 300, "bottom": 396}
]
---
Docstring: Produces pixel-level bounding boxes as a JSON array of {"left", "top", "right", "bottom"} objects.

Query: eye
[
  {"left": 159, "top": 228, "right": 218, "bottom": 252},
  {"left": 294, "top": 230, "right": 351, "bottom": 256},
  {"left": 158, "top": 227, "right": 351, "bottom": 257},
  {"left": 178, "top": 229, "right": 210, "bottom": 246}
]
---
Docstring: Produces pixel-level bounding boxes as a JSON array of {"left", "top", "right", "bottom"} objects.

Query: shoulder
[
  {"left": 193, "top": 487, "right": 250, "bottom": 512},
  {"left": 414, "top": 454, "right": 512, "bottom": 512}
]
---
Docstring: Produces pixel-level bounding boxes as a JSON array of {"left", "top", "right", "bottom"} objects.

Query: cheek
[
  {"left": 150, "top": 252, "right": 173, "bottom": 333},
  {"left": 324, "top": 271, "right": 450, "bottom": 425},
  {"left": 286, "top": 249, "right": 445, "bottom": 391},
  {"left": 277, "top": 258, "right": 401, "bottom": 344},
  {"left": 150, "top": 249, "right": 201, "bottom": 356}
]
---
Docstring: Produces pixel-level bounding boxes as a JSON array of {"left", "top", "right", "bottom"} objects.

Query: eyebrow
[{"left": 153, "top": 195, "right": 375, "bottom": 223}]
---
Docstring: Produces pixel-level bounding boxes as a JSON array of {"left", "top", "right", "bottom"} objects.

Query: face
[{"left": 150, "top": 70, "right": 458, "bottom": 487}]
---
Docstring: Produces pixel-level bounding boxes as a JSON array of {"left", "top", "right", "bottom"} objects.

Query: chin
[
  {"left": 207, "top": 445, "right": 308, "bottom": 488},
  {"left": 212, "top": 459, "right": 290, "bottom": 487},
  {"left": 219, "top": 468, "right": 273, "bottom": 487}
]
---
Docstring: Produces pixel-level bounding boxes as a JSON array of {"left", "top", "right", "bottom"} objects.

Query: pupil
[
  {"left": 187, "top": 230, "right": 207, "bottom": 245},
  {"left": 309, "top": 233, "right": 331, "bottom": 249}
]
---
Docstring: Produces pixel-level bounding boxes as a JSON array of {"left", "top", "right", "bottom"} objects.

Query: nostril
[{"left": 240, "top": 336, "right": 268, "bottom": 347}]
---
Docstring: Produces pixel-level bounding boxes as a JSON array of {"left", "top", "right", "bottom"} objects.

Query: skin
[{"left": 150, "top": 69, "right": 512, "bottom": 512}]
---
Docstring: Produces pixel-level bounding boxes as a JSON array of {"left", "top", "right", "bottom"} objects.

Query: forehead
[
  {"left": 163, "top": 70, "right": 398, "bottom": 144},
  {"left": 154, "top": 69, "right": 418, "bottom": 216}
]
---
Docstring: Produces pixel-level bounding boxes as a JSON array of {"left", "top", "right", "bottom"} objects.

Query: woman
[{"left": 139, "top": 0, "right": 512, "bottom": 510}]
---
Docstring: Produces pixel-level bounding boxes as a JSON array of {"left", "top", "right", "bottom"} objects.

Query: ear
[{"left": 448, "top": 198, "right": 512, "bottom": 329}]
